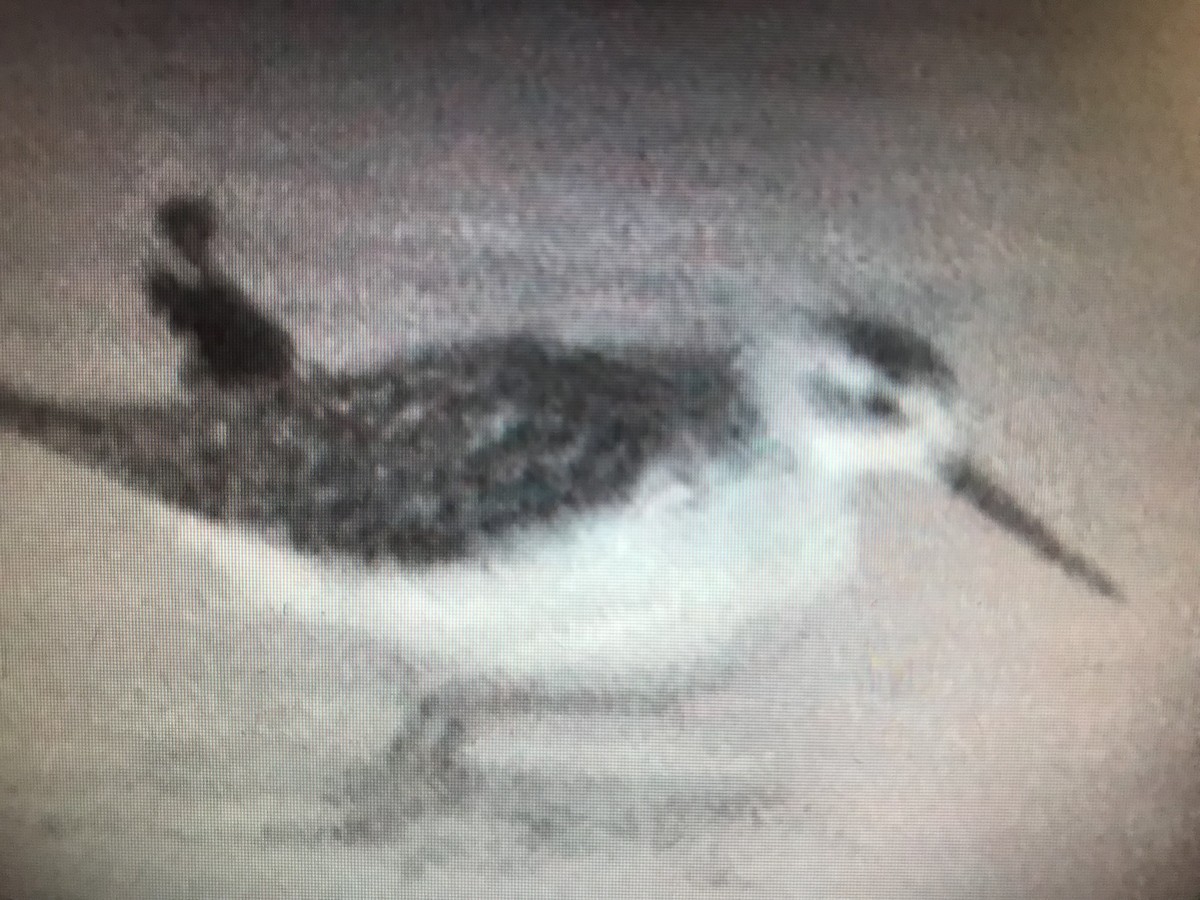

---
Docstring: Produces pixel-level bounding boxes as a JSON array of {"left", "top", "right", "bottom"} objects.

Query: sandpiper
[{"left": 0, "top": 197, "right": 1122, "bottom": 699}]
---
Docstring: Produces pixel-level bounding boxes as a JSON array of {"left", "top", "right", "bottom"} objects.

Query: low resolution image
[{"left": 0, "top": 1, "right": 1196, "bottom": 898}]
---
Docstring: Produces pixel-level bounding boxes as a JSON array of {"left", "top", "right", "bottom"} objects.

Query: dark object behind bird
[{"left": 145, "top": 195, "right": 295, "bottom": 384}]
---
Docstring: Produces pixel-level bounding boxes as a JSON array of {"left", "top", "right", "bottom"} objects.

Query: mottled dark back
[
  {"left": 0, "top": 337, "right": 753, "bottom": 564},
  {"left": 226, "top": 336, "right": 756, "bottom": 562}
]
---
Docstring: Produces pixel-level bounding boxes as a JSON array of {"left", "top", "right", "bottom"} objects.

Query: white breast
[{"left": 165, "top": 440, "right": 860, "bottom": 695}]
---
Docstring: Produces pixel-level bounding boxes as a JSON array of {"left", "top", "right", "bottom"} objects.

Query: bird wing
[{"left": 0, "top": 338, "right": 751, "bottom": 565}]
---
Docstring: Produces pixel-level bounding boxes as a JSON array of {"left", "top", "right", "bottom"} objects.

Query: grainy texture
[
  {"left": 143, "top": 268, "right": 297, "bottom": 383},
  {"left": 821, "top": 312, "right": 957, "bottom": 389},
  {"left": 0, "top": 0, "right": 1197, "bottom": 898},
  {"left": 944, "top": 457, "right": 1122, "bottom": 600},
  {"left": 145, "top": 197, "right": 297, "bottom": 383},
  {"left": 0, "top": 334, "right": 754, "bottom": 562}
]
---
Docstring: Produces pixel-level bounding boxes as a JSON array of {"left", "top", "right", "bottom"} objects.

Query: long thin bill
[{"left": 942, "top": 456, "right": 1123, "bottom": 601}]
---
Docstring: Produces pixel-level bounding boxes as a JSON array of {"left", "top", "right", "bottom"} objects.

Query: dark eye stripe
[
  {"left": 807, "top": 378, "right": 904, "bottom": 424},
  {"left": 863, "top": 392, "right": 902, "bottom": 421}
]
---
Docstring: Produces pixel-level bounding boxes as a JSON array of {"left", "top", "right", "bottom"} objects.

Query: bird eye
[{"left": 863, "top": 392, "right": 901, "bottom": 421}]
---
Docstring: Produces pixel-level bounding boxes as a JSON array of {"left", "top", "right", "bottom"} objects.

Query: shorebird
[{"left": 0, "top": 197, "right": 1123, "bottom": 701}]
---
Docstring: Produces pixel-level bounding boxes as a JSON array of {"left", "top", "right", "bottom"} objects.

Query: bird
[{"left": 0, "top": 196, "right": 1123, "bottom": 701}]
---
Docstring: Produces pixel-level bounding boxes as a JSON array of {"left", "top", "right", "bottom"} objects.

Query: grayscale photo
[{"left": 0, "top": 0, "right": 1196, "bottom": 897}]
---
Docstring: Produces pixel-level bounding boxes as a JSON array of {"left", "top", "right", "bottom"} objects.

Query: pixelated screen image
[{"left": 0, "top": 1, "right": 1197, "bottom": 897}]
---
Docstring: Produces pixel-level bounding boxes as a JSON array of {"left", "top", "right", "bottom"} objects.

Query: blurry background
[{"left": 0, "top": 0, "right": 1197, "bottom": 897}]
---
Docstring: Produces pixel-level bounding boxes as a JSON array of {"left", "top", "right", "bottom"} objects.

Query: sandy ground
[{"left": 0, "top": 0, "right": 1198, "bottom": 897}]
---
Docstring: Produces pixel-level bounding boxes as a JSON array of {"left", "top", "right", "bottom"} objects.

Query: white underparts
[{"left": 169, "top": 443, "right": 859, "bottom": 693}]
